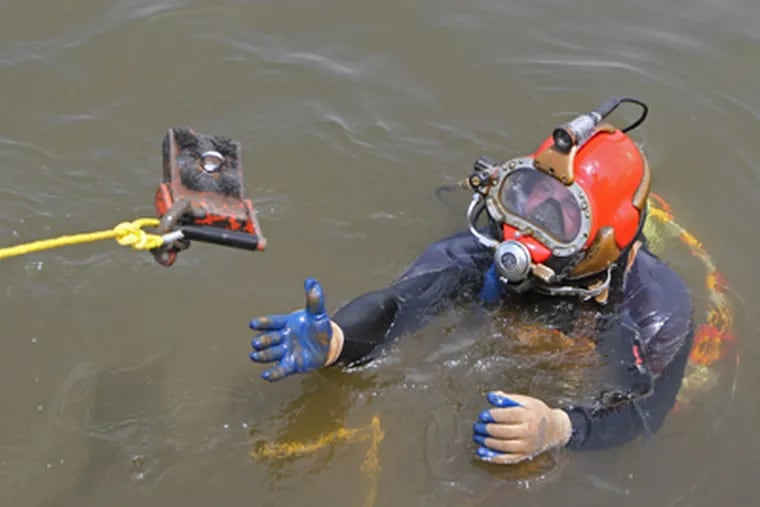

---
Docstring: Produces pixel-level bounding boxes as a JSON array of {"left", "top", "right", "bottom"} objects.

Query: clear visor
[{"left": 500, "top": 169, "right": 582, "bottom": 243}]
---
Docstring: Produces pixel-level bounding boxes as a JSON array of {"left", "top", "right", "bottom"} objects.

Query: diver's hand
[
  {"left": 472, "top": 391, "right": 572, "bottom": 464},
  {"left": 249, "top": 278, "right": 344, "bottom": 382}
]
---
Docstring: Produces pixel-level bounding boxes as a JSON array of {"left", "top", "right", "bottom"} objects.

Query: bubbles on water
[
  {"left": 469, "top": 355, "right": 515, "bottom": 375},
  {"left": 131, "top": 454, "right": 146, "bottom": 481},
  {"left": 399, "top": 382, "right": 430, "bottom": 391},
  {"left": 24, "top": 261, "right": 44, "bottom": 275},
  {"left": 44, "top": 458, "right": 66, "bottom": 470},
  {"left": 443, "top": 358, "right": 462, "bottom": 368}
]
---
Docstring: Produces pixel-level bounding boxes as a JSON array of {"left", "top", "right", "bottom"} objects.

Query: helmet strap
[{"left": 531, "top": 264, "right": 614, "bottom": 303}]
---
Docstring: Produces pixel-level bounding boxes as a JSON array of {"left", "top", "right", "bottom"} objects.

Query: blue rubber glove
[
  {"left": 473, "top": 391, "right": 572, "bottom": 464},
  {"left": 249, "top": 278, "right": 333, "bottom": 382},
  {"left": 473, "top": 391, "right": 522, "bottom": 462}
]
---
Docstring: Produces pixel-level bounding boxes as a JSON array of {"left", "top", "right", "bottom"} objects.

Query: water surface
[{"left": 1, "top": 1, "right": 757, "bottom": 506}]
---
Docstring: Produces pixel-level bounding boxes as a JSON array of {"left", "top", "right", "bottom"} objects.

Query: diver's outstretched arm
[{"left": 249, "top": 231, "right": 492, "bottom": 380}]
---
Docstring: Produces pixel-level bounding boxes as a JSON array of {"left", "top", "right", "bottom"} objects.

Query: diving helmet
[{"left": 467, "top": 97, "right": 651, "bottom": 300}]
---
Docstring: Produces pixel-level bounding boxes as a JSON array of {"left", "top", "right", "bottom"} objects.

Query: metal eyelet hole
[{"left": 200, "top": 150, "right": 224, "bottom": 172}]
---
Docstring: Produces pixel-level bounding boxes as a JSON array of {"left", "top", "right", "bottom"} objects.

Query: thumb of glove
[{"left": 304, "top": 277, "right": 327, "bottom": 316}]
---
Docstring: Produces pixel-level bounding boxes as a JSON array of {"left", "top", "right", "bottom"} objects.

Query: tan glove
[{"left": 473, "top": 391, "right": 572, "bottom": 464}]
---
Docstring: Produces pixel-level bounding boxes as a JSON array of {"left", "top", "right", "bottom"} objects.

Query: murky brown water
[{"left": 1, "top": 1, "right": 758, "bottom": 506}]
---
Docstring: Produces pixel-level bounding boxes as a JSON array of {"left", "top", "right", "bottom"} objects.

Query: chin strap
[
  {"left": 530, "top": 239, "right": 642, "bottom": 304},
  {"left": 531, "top": 264, "right": 614, "bottom": 303}
]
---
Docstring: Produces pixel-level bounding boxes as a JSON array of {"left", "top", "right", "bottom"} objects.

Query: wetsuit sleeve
[
  {"left": 332, "top": 231, "right": 492, "bottom": 364},
  {"left": 563, "top": 250, "right": 695, "bottom": 450},
  {"left": 563, "top": 329, "right": 691, "bottom": 449}
]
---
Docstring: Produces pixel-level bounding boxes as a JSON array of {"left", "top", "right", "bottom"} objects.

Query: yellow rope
[
  {"left": 251, "top": 415, "right": 385, "bottom": 507},
  {"left": 0, "top": 218, "right": 163, "bottom": 260}
]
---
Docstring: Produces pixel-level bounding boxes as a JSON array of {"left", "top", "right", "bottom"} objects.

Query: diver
[{"left": 247, "top": 97, "right": 694, "bottom": 465}]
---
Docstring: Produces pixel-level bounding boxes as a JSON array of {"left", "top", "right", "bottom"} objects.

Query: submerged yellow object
[{"left": 251, "top": 416, "right": 384, "bottom": 507}]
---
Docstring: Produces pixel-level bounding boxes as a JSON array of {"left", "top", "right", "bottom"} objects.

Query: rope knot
[{"left": 113, "top": 219, "right": 163, "bottom": 250}]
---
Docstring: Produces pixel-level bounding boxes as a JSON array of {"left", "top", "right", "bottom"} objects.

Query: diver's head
[{"left": 466, "top": 97, "right": 650, "bottom": 302}]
